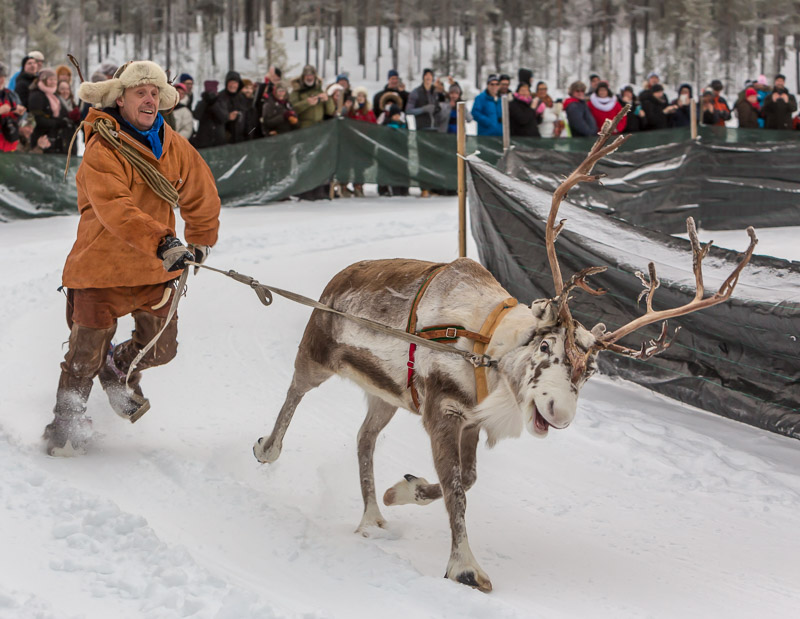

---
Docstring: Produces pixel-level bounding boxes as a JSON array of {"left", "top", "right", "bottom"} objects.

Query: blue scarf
[{"left": 125, "top": 112, "right": 165, "bottom": 159}]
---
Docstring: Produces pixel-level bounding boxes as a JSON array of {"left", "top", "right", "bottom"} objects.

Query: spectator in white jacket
[{"left": 173, "top": 83, "right": 194, "bottom": 140}]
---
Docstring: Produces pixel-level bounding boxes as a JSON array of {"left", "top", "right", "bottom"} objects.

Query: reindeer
[{"left": 252, "top": 109, "right": 758, "bottom": 593}]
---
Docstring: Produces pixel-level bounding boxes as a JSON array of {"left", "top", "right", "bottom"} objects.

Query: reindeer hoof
[
  {"left": 383, "top": 475, "right": 433, "bottom": 506},
  {"left": 253, "top": 437, "right": 281, "bottom": 463},
  {"left": 355, "top": 517, "right": 387, "bottom": 538},
  {"left": 455, "top": 570, "right": 493, "bottom": 593},
  {"left": 445, "top": 566, "right": 493, "bottom": 593}
]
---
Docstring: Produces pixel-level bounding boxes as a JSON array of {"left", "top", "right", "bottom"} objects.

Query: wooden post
[
  {"left": 501, "top": 94, "right": 510, "bottom": 153},
  {"left": 457, "top": 102, "right": 467, "bottom": 258},
  {"left": 690, "top": 96, "right": 698, "bottom": 140}
]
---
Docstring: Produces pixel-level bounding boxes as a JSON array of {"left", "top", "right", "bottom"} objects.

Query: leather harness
[{"left": 405, "top": 265, "right": 518, "bottom": 411}]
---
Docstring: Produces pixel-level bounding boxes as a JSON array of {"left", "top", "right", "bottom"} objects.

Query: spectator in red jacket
[
  {"left": 347, "top": 86, "right": 377, "bottom": 123},
  {"left": 587, "top": 81, "right": 626, "bottom": 133}
]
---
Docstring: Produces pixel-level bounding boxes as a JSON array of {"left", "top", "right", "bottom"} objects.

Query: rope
[
  {"left": 64, "top": 117, "right": 180, "bottom": 207},
  {"left": 190, "top": 262, "right": 498, "bottom": 369},
  {"left": 125, "top": 268, "right": 189, "bottom": 388}
]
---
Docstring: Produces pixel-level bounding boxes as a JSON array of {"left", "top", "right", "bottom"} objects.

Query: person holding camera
[
  {"left": 405, "top": 68, "right": 444, "bottom": 196},
  {"left": 405, "top": 68, "right": 443, "bottom": 131},
  {"left": 669, "top": 84, "right": 694, "bottom": 128},
  {"left": 212, "top": 71, "right": 248, "bottom": 144},
  {"left": 762, "top": 75, "right": 797, "bottom": 130},
  {"left": 27, "top": 68, "right": 75, "bottom": 154},
  {"left": 0, "top": 62, "right": 26, "bottom": 152}
]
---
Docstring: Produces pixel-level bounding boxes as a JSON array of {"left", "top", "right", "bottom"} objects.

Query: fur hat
[
  {"left": 352, "top": 85, "right": 371, "bottom": 109},
  {"left": 379, "top": 91, "right": 403, "bottom": 111},
  {"left": 78, "top": 60, "right": 178, "bottom": 110}
]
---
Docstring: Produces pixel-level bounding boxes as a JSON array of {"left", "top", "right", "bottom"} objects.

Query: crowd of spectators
[{"left": 2, "top": 51, "right": 799, "bottom": 168}]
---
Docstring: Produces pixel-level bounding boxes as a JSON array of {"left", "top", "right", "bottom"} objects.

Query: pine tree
[{"left": 29, "top": 0, "right": 63, "bottom": 66}]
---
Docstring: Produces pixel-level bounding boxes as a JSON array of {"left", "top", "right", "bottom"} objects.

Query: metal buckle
[{"left": 445, "top": 327, "right": 458, "bottom": 339}]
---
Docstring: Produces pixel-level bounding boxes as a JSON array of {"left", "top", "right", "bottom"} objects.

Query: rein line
[{"left": 191, "top": 262, "right": 498, "bottom": 369}]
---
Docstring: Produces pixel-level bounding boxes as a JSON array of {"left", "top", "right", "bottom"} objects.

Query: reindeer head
[
  {"left": 480, "top": 108, "right": 758, "bottom": 443},
  {"left": 493, "top": 300, "right": 606, "bottom": 439}
]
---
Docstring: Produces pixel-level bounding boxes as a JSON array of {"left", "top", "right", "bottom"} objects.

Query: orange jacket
[{"left": 63, "top": 108, "right": 220, "bottom": 289}]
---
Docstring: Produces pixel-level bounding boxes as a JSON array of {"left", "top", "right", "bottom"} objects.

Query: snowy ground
[{"left": 1, "top": 196, "right": 799, "bottom": 619}]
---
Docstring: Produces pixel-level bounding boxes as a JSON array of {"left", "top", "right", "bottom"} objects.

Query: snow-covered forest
[{"left": 3, "top": 1, "right": 800, "bottom": 96}]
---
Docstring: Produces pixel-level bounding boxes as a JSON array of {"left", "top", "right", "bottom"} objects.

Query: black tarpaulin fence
[
  {"left": 6, "top": 119, "right": 799, "bottom": 224},
  {"left": 467, "top": 157, "right": 800, "bottom": 439}
]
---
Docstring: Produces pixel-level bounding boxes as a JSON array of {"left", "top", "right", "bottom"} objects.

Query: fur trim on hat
[
  {"left": 352, "top": 86, "right": 371, "bottom": 110},
  {"left": 378, "top": 91, "right": 403, "bottom": 111},
  {"left": 78, "top": 60, "right": 178, "bottom": 110}
]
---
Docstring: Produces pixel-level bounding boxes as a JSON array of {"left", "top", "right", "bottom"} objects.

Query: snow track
[{"left": 1, "top": 197, "right": 799, "bottom": 618}]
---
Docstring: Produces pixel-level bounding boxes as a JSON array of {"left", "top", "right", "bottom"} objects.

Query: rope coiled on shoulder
[{"left": 64, "top": 117, "right": 179, "bottom": 207}]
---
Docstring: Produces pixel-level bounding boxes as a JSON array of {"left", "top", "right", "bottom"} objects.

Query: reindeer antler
[
  {"left": 544, "top": 108, "right": 758, "bottom": 378},
  {"left": 593, "top": 218, "right": 758, "bottom": 358},
  {"left": 546, "top": 106, "right": 630, "bottom": 381}
]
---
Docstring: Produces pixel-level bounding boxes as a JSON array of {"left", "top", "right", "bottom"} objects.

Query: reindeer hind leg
[
  {"left": 253, "top": 355, "right": 332, "bottom": 464},
  {"left": 355, "top": 394, "right": 397, "bottom": 537}
]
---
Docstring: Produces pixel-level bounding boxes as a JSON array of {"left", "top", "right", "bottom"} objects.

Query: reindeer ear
[
  {"left": 530, "top": 299, "right": 558, "bottom": 325},
  {"left": 591, "top": 323, "right": 606, "bottom": 338}
]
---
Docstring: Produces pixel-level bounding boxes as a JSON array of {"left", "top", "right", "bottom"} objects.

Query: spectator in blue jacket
[
  {"left": 471, "top": 74, "right": 503, "bottom": 136},
  {"left": 563, "top": 80, "right": 598, "bottom": 137}
]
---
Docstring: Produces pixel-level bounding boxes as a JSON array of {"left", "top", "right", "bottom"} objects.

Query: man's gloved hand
[
  {"left": 157, "top": 236, "right": 195, "bottom": 272},
  {"left": 420, "top": 104, "right": 436, "bottom": 114},
  {"left": 187, "top": 243, "right": 210, "bottom": 274}
]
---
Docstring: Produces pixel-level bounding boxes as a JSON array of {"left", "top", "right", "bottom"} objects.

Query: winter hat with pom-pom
[{"left": 78, "top": 60, "right": 178, "bottom": 110}]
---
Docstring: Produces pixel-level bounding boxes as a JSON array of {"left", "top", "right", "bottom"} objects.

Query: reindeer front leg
[
  {"left": 424, "top": 387, "right": 492, "bottom": 593},
  {"left": 383, "top": 424, "right": 480, "bottom": 506}
]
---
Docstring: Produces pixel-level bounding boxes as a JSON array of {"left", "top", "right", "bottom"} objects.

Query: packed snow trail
[{"left": 1, "top": 197, "right": 799, "bottom": 618}]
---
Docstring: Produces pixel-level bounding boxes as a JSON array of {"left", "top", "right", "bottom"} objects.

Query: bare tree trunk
[
  {"left": 306, "top": 25, "right": 310, "bottom": 67},
  {"left": 629, "top": 9, "right": 637, "bottom": 85},
  {"left": 165, "top": 0, "right": 172, "bottom": 70},
  {"left": 228, "top": 0, "right": 235, "bottom": 72},
  {"left": 475, "top": 3, "right": 484, "bottom": 89},
  {"left": 643, "top": 0, "right": 650, "bottom": 72},
  {"left": 315, "top": 5, "right": 321, "bottom": 71},
  {"left": 795, "top": 34, "right": 800, "bottom": 94},
  {"left": 357, "top": 0, "right": 367, "bottom": 68},
  {"left": 392, "top": 0, "right": 400, "bottom": 73},
  {"left": 557, "top": 0, "right": 563, "bottom": 88},
  {"left": 244, "top": 0, "right": 253, "bottom": 59},
  {"left": 376, "top": 22, "right": 381, "bottom": 82}
]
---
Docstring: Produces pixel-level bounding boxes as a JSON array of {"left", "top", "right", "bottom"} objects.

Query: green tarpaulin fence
[{"left": 2, "top": 118, "right": 799, "bottom": 222}]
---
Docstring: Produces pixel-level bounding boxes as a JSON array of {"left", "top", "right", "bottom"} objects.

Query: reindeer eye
[{"left": 540, "top": 341, "right": 550, "bottom": 354}]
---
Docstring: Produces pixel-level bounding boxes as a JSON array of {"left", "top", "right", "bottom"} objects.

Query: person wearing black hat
[
  {"left": 705, "top": 79, "right": 732, "bottom": 127},
  {"left": 640, "top": 84, "right": 679, "bottom": 130},
  {"left": 406, "top": 68, "right": 443, "bottom": 131},
  {"left": 373, "top": 69, "right": 410, "bottom": 197},
  {"left": 177, "top": 73, "right": 194, "bottom": 108},
  {"left": 14, "top": 55, "right": 40, "bottom": 108},
  {"left": 192, "top": 80, "right": 227, "bottom": 148},
  {"left": 762, "top": 76, "right": 797, "bottom": 130},
  {"left": 618, "top": 85, "right": 647, "bottom": 133},
  {"left": 587, "top": 73, "right": 601, "bottom": 95},
  {"left": 472, "top": 74, "right": 503, "bottom": 136},
  {"left": 518, "top": 68, "right": 533, "bottom": 89},
  {"left": 211, "top": 70, "right": 249, "bottom": 143},
  {"left": 498, "top": 74, "right": 511, "bottom": 96},
  {"left": 669, "top": 83, "right": 694, "bottom": 128},
  {"left": 563, "top": 80, "right": 597, "bottom": 137},
  {"left": 372, "top": 69, "right": 409, "bottom": 117}
]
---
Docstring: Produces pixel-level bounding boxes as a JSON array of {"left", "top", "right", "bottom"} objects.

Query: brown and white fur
[{"left": 253, "top": 257, "right": 602, "bottom": 592}]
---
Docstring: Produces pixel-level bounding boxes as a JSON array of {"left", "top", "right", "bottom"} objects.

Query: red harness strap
[{"left": 405, "top": 264, "right": 517, "bottom": 411}]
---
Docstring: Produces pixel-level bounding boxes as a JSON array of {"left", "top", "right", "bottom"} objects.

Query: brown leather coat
[{"left": 62, "top": 107, "right": 220, "bottom": 288}]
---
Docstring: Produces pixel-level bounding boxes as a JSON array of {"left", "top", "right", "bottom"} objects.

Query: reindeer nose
[{"left": 546, "top": 400, "right": 573, "bottom": 429}]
